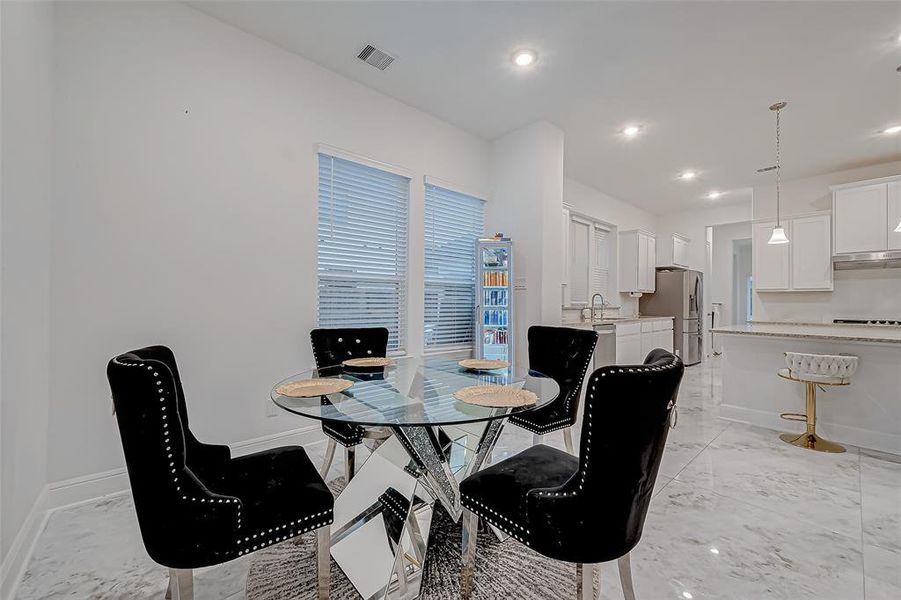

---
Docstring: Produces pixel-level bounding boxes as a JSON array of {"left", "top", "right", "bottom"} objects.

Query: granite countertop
[{"left": 711, "top": 321, "right": 901, "bottom": 345}]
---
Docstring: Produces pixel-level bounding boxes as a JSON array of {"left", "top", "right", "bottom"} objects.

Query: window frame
[{"left": 316, "top": 149, "right": 412, "bottom": 354}]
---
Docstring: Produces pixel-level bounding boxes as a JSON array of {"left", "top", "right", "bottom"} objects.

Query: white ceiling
[{"left": 191, "top": 1, "right": 901, "bottom": 214}]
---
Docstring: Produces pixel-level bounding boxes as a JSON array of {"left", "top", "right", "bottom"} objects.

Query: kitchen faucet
[{"left": 590, "top": 293, "right": 607, "bottom": 322}]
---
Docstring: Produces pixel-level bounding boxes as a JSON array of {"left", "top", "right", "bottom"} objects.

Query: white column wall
[{"left": 485, "top": 121, "right": 565, "bottom": 368}]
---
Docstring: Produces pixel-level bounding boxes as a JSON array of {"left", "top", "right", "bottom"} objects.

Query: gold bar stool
[{"left": 777, "top": 351, "right": 858, "bottom": 453}]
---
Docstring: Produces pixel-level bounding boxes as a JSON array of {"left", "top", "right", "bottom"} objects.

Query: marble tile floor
[{"left": 15, "top": 357, "right": 901, "bottom": 599}]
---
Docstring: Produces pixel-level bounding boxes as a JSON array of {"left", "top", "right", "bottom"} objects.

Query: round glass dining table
[
  {"left": 270, "top": 356, "right": 560, "bottom": 600},
  {"left": 271, "top": 355, "right": 559, "bottom": 427}
]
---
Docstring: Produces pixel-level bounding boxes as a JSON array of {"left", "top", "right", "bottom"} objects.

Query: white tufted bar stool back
[{"left": 777, "top": 351, "right": 859, "bottom": 453}]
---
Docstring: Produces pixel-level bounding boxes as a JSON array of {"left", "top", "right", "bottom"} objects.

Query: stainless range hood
[{"left": 832, "top": 250, "right": 901, "bottom": 270}]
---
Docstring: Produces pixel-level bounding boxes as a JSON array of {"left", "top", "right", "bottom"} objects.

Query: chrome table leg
[
  {"left": 320, "top": 438, "right": 337, "bottom": 479},
  {"left": 345, "top": 446, "right": 356, "bottom": 482},
  {"left": 563, "top": 427, "right": 575, "bottom": 455}
]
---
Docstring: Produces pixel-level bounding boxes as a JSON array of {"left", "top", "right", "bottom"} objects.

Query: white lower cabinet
[{"left": 615, "top": 319, "right": 673, "bottom": 364}]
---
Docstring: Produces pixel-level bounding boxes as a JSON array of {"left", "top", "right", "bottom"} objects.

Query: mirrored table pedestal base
[{"left": 329, "top": 420, "right": 504, "bottom": 599}]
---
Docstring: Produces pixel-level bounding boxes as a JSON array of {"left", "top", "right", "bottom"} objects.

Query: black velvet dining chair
[
  {"left": 507, "top": 325, "right": 598, "bottom": 454},
  {"left": 459, "top": 349, "right": 684, "bottom": 600},
  {"left": 310, "top": 326, "right": 390, "bottom": 482},
  {"left": 108, "top": 345, "right": 334, "bottom": 600}
]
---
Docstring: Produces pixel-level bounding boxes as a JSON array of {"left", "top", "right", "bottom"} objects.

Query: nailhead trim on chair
[
  {"left": 530, "top": 357, "right": 682, "bottom": 499},
  {"left": 509, "top": 334, "right": 598, "bottom": 435},
  {"left": 381, "top": 493, "right": 408, "bottom": 521},
  {"left": 235, "top": 509, "right": 334, "bottom": 555},
  {"left": 460, "top": 494, "right": 531, "bottom": 546},
  {"left": 113, "top": 357, "right": 245, "bottom": 528},
  {"left": 111, "top": 354, "right": 334, "bottom": 562}
]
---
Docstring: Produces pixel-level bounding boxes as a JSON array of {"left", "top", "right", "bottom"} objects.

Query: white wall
[
  {"left": 656, "top": 202, "right": 753, "bottom": 272},
  {"left": 48, "top": 1, "right": 490, "bottom": 484},
  {"left": 485, "top": 121, "right": 564, "bottom": 368},
  {"left": 563, "top": 177, "right": 657, "bottom": 317},
  {"left": 752, "top": 161, "right": 901, "bottom": 322},
  {"left": 0, "top": 0, "right": 54, "bottom": 584}
]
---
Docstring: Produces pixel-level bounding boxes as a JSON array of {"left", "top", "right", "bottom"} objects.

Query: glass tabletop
[{"left": 271, "top": 356, "right": 559, "bottom": 427}]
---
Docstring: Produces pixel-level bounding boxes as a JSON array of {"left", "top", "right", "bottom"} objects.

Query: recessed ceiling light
[
  {"left": 883, "top": 125, "right": 901, "bottom": 135},
  {"left": 622, "top": 125, "right": 641, "bottom": 138},
  {"left": 707, "top": 191, "right": 723, "bottom": 199},
  {"left": 512, "top": 49, "right": 537, "bottom": 67},
  {"left": 710, "top": 547, "right": 720, "bottom": 554},
  {"left": 679, "top": 171, "right": 697, "bottom": 181}
]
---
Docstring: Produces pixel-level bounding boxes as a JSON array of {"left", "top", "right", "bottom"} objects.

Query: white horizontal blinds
[
  {"left": 593, "top": 224, "right": 611, "bottom": 299},
  {"left": 318, "top": 153, "right": 410, "bottom": 352},
  {"left": 424, "top": 184, "right": 485, "bottom": 349},
  {"left": 570, "top": 217, "right": 591, "bottom": 303}
]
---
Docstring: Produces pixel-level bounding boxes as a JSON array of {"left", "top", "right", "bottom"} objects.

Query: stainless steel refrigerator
[{"left": 639, "top": 269, "right": 703, "bottom": 365}]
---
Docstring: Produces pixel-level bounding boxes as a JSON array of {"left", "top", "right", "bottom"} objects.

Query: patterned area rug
[{"left": 245, "top": 483, "right": 577, "bottom": 599}]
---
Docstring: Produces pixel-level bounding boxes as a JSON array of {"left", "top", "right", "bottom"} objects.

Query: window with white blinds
[
  {"left": 424, "top": 184, "right": 485, "bottom": 350},
  {"left": 593, "top": 224, "right": 612, "bottom": 299},
  {"left": 565, "top": 212, "right": 612, "bottom": 304},
  {"left": 569, "top": 217, "right": 592, "bottom": 304},
  {"left": 317, "top": 153, "right": 410, "bottom": 352}
]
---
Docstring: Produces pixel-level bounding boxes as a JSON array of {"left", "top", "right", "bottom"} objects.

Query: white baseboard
[
  {"left": 720, "top": 404, "right": 901, "bottom": 455},
  {"left": 0, "top": 424, "right": 325, "bottom": 600},
  {"left": 1, "top": 486, "right": 49, "bottom": 600}
]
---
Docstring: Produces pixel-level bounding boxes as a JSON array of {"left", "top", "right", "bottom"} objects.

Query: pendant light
[{"left": 767, "top": 101, "right": 790, "bottom": 245}]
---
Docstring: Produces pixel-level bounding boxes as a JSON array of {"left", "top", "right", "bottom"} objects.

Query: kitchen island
[{"left": 712, "top": 321, "right": 901, "bottom": 454}]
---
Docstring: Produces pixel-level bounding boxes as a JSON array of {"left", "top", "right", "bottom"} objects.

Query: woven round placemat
[
  {"left": 276, "top": 379, "right": 353, "bottom": 398},
  {"left": 453, "top": 385, "right": 537, "bottom": 408},
  {"left": 458, "top": 358, "right": 510, "bottom": 371},
  {"left": 342, "top": 357, "right": 394, "bottom": 368}
]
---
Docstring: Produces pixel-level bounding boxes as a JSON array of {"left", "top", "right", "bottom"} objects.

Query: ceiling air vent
[{"left": 357, "top": 44, "right": 395, "bottom": 71}]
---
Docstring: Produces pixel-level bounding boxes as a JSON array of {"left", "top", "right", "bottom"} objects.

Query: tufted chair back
[
  {"left": 527, "top": 325, "right": 598, "bottom": 424},
  {"left": 310, "top": 327, "right": 389, "bottom": 375},
  {"left": 108, "top": 346, "right": 239, "bottom": 568},
  {"left": 784, "top": 352, "right": 858, "bottom": 381},
  {"left": 526, "top": 349, "right": 684, "bottom": 563}
]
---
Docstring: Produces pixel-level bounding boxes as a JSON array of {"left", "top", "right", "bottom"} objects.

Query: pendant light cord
[{"left": 775, "top": 106, "right": 781, "bottom": 227}]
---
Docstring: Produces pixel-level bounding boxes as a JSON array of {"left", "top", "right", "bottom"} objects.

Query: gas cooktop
[{"left": 833, "top": 319, "right": 901, "bottom": 326}]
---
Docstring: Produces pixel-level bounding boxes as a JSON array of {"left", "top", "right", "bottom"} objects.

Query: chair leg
[
  {"left": 167, "top": 569, "right": 193, "bottom": 600},
  {"left": 345, "top": 446, "right": 356, "bottom": 482},
  {"left": 563, "top": 427, "right": 575, "bottom": 455},
  {"left": 618, "top": 553, "right": 636, "bottom": 600},
  {"left": 576, "top": 563, "right": 595, "bottom": 600},
  {"left": 320, "top": 438, "right": 337, "bottom": 479},
  {"left": 316, "top": 525, "right": 331, "bottom": 600},
  {"left": 461, "top": 509, "right": 479, "bottom": 600}
]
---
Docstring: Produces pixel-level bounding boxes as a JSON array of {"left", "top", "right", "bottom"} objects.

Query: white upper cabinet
[
  {"left": 791, "top": 215, "right": 833, "bottom": 290},
  {"left": 754, "top": 216, "right": 833, "bottom": 292},
  {"left": 619, "top": 229, "right": 656, "bottom": 293},
  {"left": 888, "top": 181, "right": 901, "bottom": 251},
  {"left": 657, "top": 233, "right": 691, "bottom": 268},
  {"left": 833, "top": 183, "right": 888, "bottom": 254},
  {"left": 753, "top": 221, "right": 791, "bottom": 290}
]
